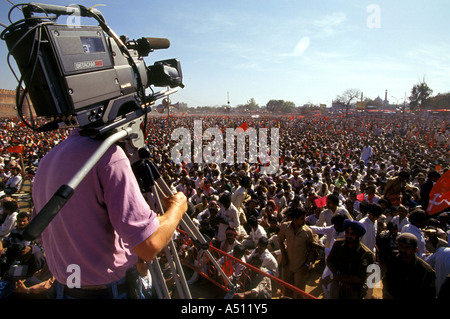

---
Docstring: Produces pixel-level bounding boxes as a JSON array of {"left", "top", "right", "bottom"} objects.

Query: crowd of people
[{"left": 0, "top": 112, "right": 449, "bottom": 299}]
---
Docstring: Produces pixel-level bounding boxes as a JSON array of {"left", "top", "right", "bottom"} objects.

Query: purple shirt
[{"left": 32, "top": 129, "right": 159, "bottom": 285}]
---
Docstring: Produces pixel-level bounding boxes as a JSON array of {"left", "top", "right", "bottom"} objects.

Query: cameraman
[{"left": 32, "top": 128, "right": 187, "bottom": 299}]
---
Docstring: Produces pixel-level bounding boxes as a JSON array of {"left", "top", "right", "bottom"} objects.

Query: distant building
[
  {"left": 0, "top": 88, "right": 33, "bottom": 117},
  {"left": 374, "top": 96, "right": 383, "bottom": 106}
]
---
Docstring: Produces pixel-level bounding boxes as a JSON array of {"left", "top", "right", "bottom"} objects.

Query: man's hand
[
  {"left": 133, "top": 192, "right": 187, "bottom": 261},
  {"left": 163, "top": 192, "right": 188, "bottom": 213}
]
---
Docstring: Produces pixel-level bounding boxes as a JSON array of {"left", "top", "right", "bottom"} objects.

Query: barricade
[{"left": 176, "top": 229, "right": 317, "bottom": 299}]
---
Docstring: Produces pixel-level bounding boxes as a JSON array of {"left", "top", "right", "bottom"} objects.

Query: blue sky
[{"left": 1, "top": 0, "right": 449, "bottom": 108}]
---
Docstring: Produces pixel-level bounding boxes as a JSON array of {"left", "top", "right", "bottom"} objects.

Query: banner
[
  {"left": 427, "top": 171, "right": 450, "bottom": 215},
  {"left": 7, "top": 145, "right": 24, "bottom": 154}
]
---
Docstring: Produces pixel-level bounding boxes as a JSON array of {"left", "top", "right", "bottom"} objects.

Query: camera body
[{"left": 2, "top": 3, "right": 183, "bottom": 135}]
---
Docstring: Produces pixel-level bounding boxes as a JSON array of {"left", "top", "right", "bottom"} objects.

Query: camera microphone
[
  {"left": 145, "top": 38, "right": 170, "bottom": 50},
  {"left": 125, "top": 37, "right": 170, "bottom": 57}
]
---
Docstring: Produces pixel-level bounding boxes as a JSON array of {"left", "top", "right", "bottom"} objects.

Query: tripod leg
[
  {"left": 148, "top": 258, "right": 170, "bottom": 299},
  {"left": 147, "top": 260, "right": 165, "bottom": 299},
  {"left": 151, "top": 184, "right": 192, "bottom": 299},
  {"left": 145, "top": 160, "right": 235, "bottom": 296},
  {"left": 154, "top": 182, "right": 235, "bottom": 290}
]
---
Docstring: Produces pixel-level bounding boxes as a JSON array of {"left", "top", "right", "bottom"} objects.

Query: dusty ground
[
  {"left": 304, "top": 260, "right": 383, "bottom": 299},
  {"left": 182, "top": 261, "right": 383, "bottom": 299}
]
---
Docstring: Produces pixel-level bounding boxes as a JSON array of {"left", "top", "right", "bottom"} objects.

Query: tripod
[
  {"left": 143, "top": 159, "right": 236, "bottom": 299},
  {"left": 23, "top": 118, "right": 236, "bottom": 299}
]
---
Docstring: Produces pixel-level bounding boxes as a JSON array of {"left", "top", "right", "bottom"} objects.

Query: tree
[
  {"left": 409, "top": 79, "right": 433, "bottom": 111},
  {"left": 244, "top": 98, "right": 259, "bottom": 111},
  {"left": 234, "top": 98, "right": 259, "bottom": 113},
  {"left": 265, "top": 99, "right": 296, "bottom": 113},
  {"left": 428, "top": 93, "right": 450, "bottom": 110},
  {"left": 334, "top": 88, "right": 362, "bottom": 117}
]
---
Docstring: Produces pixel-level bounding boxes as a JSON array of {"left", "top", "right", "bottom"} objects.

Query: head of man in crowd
[
  {"left": 367, "top": 203, "right": 383, "bottom": 223},
  {"left": 255, "top": 236, "right": 269, "bottom": 255},
  {"left": 225, "top": 227, "right": 238, "bottom": 245},
  {"left": 331, "top": 214, "right": 347, "bottom": 233},
  {"left": 396, "top": 233, "right": 418, "bottom": 263},
  {"left": 326, "top": 194, "right": 339, "bottom": 211},
  {"left": 398, "top": 171, "right": 410, "bottom": 183},
  {"left": 289, "top": 208, "right": 307, "bottom": 229},
  {"left": 408, "top": 208, "right": 428, "bottom": 229},
  {"left": 219, "top": 191, "right": 232, "bottom": 210}
]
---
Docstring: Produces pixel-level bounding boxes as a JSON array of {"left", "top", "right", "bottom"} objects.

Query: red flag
[
  {"left": 314, "top": 196, "right": 327, "bottom": 208},
  {"left": 222, "top": 259, "right": 233, "bottom": 277},
  {"left": 427, "top": 171, "right": 450, "bottom": 215},
  {"left": 356, "top": 193, "right": 365, "bottom": 202},
  {"left": 237, "top": 121, "right": 248, "bottom": 131},
  {"left": 7, "top": 145, "right": 24, "bottom": 154}
]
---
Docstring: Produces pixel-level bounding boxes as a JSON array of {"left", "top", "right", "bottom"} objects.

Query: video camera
[{"left": 1, "top": 2, "right": 184, "bottom": 137}]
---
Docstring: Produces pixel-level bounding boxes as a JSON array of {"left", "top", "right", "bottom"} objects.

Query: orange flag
[
  {"left": 427, "top": 171, "right": 450, "bottom": 215},
  {"left": 237, "top": 121, "right": 248, "bottom": 131},
  {"left": 7, "top": 145, "right": 24, "bottom": 154}
]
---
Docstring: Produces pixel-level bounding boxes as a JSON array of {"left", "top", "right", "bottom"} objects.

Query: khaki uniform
[
  {"left": 278, "top": 221, "right": 317, "bottom": 292},
  {"left": 327, "top": 239, "right": 375, "bottom": 299}
]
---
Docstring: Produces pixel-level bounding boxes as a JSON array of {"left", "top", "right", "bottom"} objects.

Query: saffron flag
[
  {"left": 427, "top": 170, "right": 450, "bottom": 215},
  {"left": 7, "top": 145, "right": 24, "bottom": 154},
  {"left": 314, "top": 196, "right": 327, "bottom": 208},
  {"left": 237, "top": 121, "right": 248, "bottom": 132}
]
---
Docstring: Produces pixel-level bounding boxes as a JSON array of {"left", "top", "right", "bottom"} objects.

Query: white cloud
[
  {"left": 280, "top": 36, "right": 310, "bottom": 57},
  {"left": 313, "top": 11, "right": 347, "bottom": 28},
  {"left": 312, "top": 11, "right": 348, "bottom": 38},
  {"left": 293, "top": 37, "right": 310, "bottom": 56}
]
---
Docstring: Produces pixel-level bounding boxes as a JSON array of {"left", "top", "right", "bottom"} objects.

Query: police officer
[{"left": 327, "top": 219, "right": 375, "bottom": 299}]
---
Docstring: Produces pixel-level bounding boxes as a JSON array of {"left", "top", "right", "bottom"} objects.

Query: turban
[{"left": 343, "top": 219, "right": 366, "bottom": 237}]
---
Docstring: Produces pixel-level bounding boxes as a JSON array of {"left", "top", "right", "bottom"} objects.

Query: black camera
[{"left": 1, "top": 2, "right": 184, "bottom": 136}]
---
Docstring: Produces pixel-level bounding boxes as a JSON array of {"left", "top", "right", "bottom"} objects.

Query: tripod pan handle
[{"left": 23, "top": 184, "right": 74, "bottom": 241}]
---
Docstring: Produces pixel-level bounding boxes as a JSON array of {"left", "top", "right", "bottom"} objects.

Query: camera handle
[{"left": 23, "top": 2, "right": 104, "bottom": 21}]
